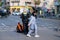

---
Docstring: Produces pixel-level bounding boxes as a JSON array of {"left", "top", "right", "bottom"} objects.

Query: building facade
[
  {"left": 6, "top": 0, "right": 35, "bottom": 13},
  {"left": 6, "top": 0, "right": 34, "bottom": 6},
  {"left": 5, "top": 0, "right": 54, "bottom": 13}
]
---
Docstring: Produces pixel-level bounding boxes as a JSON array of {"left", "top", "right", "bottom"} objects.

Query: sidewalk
[{"left": 0, "top": 27, "right": 60, "bottom": 40}]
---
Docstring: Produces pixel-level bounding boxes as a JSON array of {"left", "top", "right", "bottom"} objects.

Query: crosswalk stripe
[{"left": 1, "top": 23, "right": 6, "bottom": 26}]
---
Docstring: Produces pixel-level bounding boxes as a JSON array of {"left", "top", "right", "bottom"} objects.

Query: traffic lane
[
  {"left": 0, "top": 15, "right": 60, "bottom": 32},
  {"left": 0, "top": 15, "right": 22, "bottom": 31},
  {"left": 0, "top": 15, "right": 60, "bottom": 27},
  {"left": 0, "top": 15, "right": 22, "bottom": 26},
  {"left": 37, "top": 18, "right": 60, "bottom": 28},
  {"left": 0, "top": 29, "right": 60, "bottom": 40}
]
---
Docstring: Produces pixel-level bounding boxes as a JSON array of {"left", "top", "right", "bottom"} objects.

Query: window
[
  {"left": 11, "top": 0, "right": 20, "bottom": 2},
  {"left": 25, "top": 2, "right": 31, "bottom": 6},
  {"left": 11, "top": 0, "right": 20, "bottom": 6},
  {"left": 43, "top": 0, "right": 45, "bottom": 1}
]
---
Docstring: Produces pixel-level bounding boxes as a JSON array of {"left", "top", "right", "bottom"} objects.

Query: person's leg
[
  {"left": 24, "top": 23, "right": 29, "bottom": 34},
  {"left": 27, "top": 29, "right": 33, "bottom": 37},
  {"left": 34, "top": 24, "right": 39, "bottom": 37},
  {"left": 23, "top": 22, "right": 27, "bottom": 34},
  {"left": 28, "top": 29, "right": 33, "bottom": 35},
  {"left": 35, "top": 25, "right": 38, "bottom": 35},
  {"left": 27, "top": 25, "right": 34, "bottom": 37},
  {"left": 23, "top": 22, "right": 28, "bottom": 34},
  {"left": 26, "top": 26, "right": 28, "bottom": 34}
]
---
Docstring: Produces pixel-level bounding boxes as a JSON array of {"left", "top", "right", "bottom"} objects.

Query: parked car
[
  {"left": 0, "top": 9, "right": 7, "bottom": 16},
  {"left": 12, "top": 12, "right": 21, "bottom": 16},
  {"left": 0, "top": 9, "right": 10, "bottom": 16},
  {"left": 6, "top": 9, "right": 11, "bottom": 15},
  {"left": 56, "top": 14, "right": 60, "bottom": 19}
]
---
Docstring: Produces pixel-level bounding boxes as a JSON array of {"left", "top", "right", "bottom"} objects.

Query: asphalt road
[
  {"left": 0, "top": 15, "right": 60, "bottom": 31},
  {"left": 0, "top": 15, "right": 60, "bottom": 40}
]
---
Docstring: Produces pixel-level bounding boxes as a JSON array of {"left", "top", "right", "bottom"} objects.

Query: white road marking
[
  {"left": 1, "top": 23, "right": 9, "bottom": 27},
  {"left": 1, "top": 23, "right": 6, "bottom": 26}
]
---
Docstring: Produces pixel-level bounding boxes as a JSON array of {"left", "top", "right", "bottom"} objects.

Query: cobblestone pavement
[{"left": 0, "top": 15, "right": 60, "bottom": 40}]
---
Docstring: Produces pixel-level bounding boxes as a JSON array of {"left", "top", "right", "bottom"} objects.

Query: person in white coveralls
[{"left": 27, "top": 13, "right": 39, "bottom": 37}]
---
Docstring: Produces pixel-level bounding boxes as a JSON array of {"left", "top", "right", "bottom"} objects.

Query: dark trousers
[{"left": 23, "top": 22, "right": 28, "bottom": 34}]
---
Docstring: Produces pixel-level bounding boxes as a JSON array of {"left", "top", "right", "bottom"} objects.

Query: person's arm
[{"left": 28, "top": 17, "right": 33, "bottom": 26}]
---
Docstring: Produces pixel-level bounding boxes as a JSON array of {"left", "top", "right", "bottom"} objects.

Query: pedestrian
[
  {"left": 32, "top": 10, "right": 37, "bottom": 19},
  {"left": 20, "top": 8, "right": 24, "bottom": 14},
  {"left": 21, "top": 9, "right": 30, "bottom": 35},
  {"left": 27, "top": 13, "right": 39, "bottom": 37}
]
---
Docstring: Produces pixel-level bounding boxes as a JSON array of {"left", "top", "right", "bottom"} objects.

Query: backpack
[{"left": 16, "top": 22, "right": 24, "bottom": 33}]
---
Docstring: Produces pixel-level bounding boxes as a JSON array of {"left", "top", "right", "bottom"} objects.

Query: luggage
[{"left": 16, "top": 22, "right": 24, "bottom": 33}]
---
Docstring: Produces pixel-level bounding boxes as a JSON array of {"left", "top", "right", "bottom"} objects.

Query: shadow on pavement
[{"left": 54, "top": 35, "right": 60, "bottom": 38}]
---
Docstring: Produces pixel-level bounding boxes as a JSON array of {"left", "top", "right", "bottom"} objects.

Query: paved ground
[
  {"left": 0, "top": 15, "right": 60, "bottom": 40},
  {"left": 0, "top": 28, "right": 60, "bottom": 40}
]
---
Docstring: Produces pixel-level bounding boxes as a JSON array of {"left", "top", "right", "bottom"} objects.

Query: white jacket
[{"left": 28, "top": 16, "right": 37, "bottom": 30}]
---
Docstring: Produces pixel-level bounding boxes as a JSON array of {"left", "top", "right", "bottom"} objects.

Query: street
[{"left": 0, "top": 15, "right": 60, "bottom": 40}]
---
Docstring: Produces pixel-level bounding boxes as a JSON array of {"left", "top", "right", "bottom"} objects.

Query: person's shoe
[
  {"left": 27, "top": 34, "right": 31, "bottom": 37},
  {"left": 35, "top": 35, "right": 39, "bottom": 37}
]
